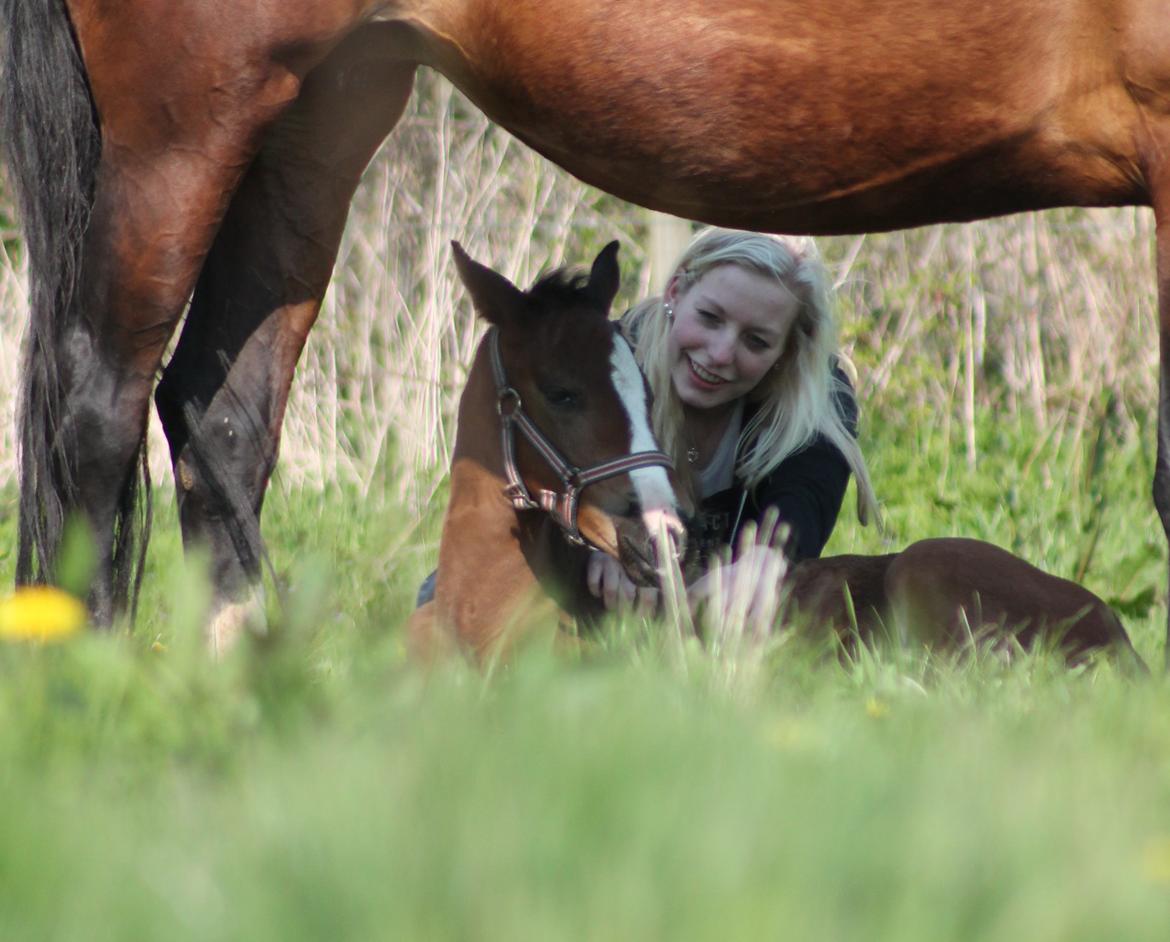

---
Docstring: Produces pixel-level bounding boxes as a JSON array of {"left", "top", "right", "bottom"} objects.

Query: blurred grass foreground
[{"left": 0, "top": 72, "right": 1168, "bottom": 940}]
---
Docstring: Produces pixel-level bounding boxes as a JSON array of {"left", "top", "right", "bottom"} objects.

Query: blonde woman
[{"left": 587, "top": 227, "right": 878, "bottom": 611}]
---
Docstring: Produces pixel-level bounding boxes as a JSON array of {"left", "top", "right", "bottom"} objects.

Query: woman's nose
[{"left": 708, "top": 332, "right": 735, "bottom": 365}]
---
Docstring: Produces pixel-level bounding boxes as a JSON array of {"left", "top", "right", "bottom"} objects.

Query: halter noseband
[{"left": 489, "top": 327, "right": 674, "bottom": 547}]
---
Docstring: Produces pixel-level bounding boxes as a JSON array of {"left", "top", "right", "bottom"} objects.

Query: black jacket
[{"left": 689, "top": 366, "right": 858, "bottom": 565}]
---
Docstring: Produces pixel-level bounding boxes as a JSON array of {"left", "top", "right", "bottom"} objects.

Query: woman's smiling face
[{"left": 665, "top": 264, "right": 799, "bottom": 412}]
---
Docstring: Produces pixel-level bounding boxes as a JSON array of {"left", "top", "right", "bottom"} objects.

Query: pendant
[{"left": 687, "top": 446, "right": 700, "bottom": 465}]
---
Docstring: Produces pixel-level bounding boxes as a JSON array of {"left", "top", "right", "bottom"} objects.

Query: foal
[
  {"left": 783, "top": 538, "right": 1144, "bottom": 670},
  {"left": 410, "top": 243, "right": 685, "bottom": 661}
]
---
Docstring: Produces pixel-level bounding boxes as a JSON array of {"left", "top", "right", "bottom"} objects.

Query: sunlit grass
[{"left": 0, "top": 413, "right": 1166, "bottom": 939}]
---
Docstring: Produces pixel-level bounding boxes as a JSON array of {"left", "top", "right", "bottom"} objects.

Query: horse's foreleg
[{"left": 154, "top": 40, "right": 416, "bottom": 653}]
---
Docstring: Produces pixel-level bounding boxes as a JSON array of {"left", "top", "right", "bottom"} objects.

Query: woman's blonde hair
[{"left": 624, "top": 227, "right": 878, "bottom": 525}]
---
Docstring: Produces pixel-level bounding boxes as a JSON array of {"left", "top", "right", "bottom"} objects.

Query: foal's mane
[{"left": 527, "top": 267, "right": 593, "bottom": 308}]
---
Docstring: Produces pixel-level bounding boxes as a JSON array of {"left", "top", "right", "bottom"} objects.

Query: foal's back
[{"left": 786, "top": 537, "right": 1141, "bottom": 668}]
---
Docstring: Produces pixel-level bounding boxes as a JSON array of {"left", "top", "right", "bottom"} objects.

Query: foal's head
[{"left": 453, "top": 241, "right": 687, "bottom": 583}]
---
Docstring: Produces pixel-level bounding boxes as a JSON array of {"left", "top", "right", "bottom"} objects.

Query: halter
[{"left": 489, "top": 328, "right": 674, "bottom": 547}]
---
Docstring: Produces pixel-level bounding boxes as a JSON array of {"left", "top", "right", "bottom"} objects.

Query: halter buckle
[
  {"left": 497, "top": 386, "right": 522, "bottom": 418},
  {"left": 504, "top": 481, "right": 538, "bottom": 511}
]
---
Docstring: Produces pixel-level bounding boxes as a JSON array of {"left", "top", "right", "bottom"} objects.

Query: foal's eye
[{"left": 540, "top": 385, "right": 582, "bottom": 410}]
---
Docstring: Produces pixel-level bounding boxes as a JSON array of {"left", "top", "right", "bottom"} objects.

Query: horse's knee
[
  {"left": 158, "top": 368, "right": 274, "bottom": 503},
  {"left": 157, "top": 372, "right": 275, "bottom": 599}
]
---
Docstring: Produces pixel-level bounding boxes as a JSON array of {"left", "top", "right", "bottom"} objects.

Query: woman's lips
[{"left": 687, "top": 355, "right": 729, "bottom": 388}]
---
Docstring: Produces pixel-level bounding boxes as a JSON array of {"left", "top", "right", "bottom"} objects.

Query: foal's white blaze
[{"left": 609, "top": 335, "right": 684, "bottom": 540}]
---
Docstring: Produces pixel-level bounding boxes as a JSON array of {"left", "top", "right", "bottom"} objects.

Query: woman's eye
[
  {"left": 697, "top": 309, "right": 719, "bottom": 324},
  {"left": 745, "top": 335, "right": 769, "bottom": 352}
]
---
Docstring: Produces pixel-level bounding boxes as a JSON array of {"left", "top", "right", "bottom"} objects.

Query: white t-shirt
[{"left": 696, "top": 399, "right": 744, "bottom": 499}]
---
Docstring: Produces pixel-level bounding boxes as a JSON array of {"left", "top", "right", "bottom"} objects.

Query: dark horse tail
[{"left": 2, "top": 0, "right": 149, "bottom": 610}]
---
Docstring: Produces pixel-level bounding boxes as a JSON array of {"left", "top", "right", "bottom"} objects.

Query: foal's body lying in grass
[{"left": 784, "top": 537, "right": 1143, "bottom": 669}]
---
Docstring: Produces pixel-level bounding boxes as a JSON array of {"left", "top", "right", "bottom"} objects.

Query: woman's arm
[
  {"left": 740, "top": 366, "right": 858, "bottom": 561},
  {"left": 746, "top": 435, "right": 852, "bottom": 561}
]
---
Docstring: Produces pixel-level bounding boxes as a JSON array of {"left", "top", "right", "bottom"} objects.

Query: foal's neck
[{"left": 438, "top": 336, "right": 602, "bottom": 657}]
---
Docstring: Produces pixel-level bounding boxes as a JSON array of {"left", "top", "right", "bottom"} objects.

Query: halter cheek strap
[{"left": 489, "top": 328, "right": 673, "bottom": 546}]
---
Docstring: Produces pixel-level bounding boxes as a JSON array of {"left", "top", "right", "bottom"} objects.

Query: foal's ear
[
  {"left": 452, "top": 241, "right": 527, "bottom": 327},
  {"left": 585, "top": 240, "right": 621, "bottom": 313}
]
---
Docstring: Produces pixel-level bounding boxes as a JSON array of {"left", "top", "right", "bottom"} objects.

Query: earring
[{"left": 664, "top": 302, "right": 674, "bottom": 320}]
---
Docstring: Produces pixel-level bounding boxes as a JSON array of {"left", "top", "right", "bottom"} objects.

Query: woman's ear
[{"left": 664, "top": 274, "right": 680, "bottom": 305}]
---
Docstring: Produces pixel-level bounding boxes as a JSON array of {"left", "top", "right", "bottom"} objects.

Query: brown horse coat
[{"left": 787, "top": 537, "right": 1143, "bottom": 669}]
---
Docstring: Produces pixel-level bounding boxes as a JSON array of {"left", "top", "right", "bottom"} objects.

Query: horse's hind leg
[
  {"left": 154, "top": 34, "right": 416, "bottom": 652},
  {"left": 21, "top": 148, "right": 287, "bottom": 624},
  {"left": 1153, "top": 166, "right": 1170, "bottom": 669},
  {"left": 7, "top": 2, "right": 345, "bottom": 623}
]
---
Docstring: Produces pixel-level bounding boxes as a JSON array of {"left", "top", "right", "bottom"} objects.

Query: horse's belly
[{"left": 398, "top": 0, "right": 1149, "bottom": 230}]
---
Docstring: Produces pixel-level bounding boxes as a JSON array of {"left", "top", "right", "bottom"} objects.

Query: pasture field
[{"left": 1, "top": 408, "right": 1169, "bottom": 941}]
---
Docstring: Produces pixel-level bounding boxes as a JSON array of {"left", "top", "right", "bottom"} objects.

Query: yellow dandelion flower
[
  {"left": 0, "top": 586, "right": 87, "bottom": 642},
  {"left": 1141, "top": 837, "right": 1170, "bottom": 885},
  {"left": 865, "top": 697, "right": 890, "bottom": 720}
]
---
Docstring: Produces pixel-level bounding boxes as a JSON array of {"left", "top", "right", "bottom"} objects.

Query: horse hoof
[{"left": 204, "top": 592, "right": 266, "bottom": 659}]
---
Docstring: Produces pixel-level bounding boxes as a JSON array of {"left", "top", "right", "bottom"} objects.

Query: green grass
[{"left": 0, "top": 414, "right": 1168, "bottom": 940}]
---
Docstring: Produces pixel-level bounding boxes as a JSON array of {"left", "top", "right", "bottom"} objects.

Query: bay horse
[
  {"left": 409, "top": 241, "right": 684, "bottom": 661},
  {"left": 2, "top": 3, "right": 1169, "bottom": 653},
  {"left": 784, "top": 538, "right": 1145, "bottom": 672}
]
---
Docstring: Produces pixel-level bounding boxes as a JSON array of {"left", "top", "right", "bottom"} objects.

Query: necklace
[
  {"left": 685, "top": 421, "right": 716, "bottom": 466},
  {"left": 684, "top": 401, "right": 740, "bottom": 469}
]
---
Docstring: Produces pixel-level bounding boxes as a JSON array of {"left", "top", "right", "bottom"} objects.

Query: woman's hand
[
  {"left": 586, "top": 550, "right": 659, "bottom": 614},
  {"left": 686, "top": 544, "right": 788, "bottom": 628}
]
